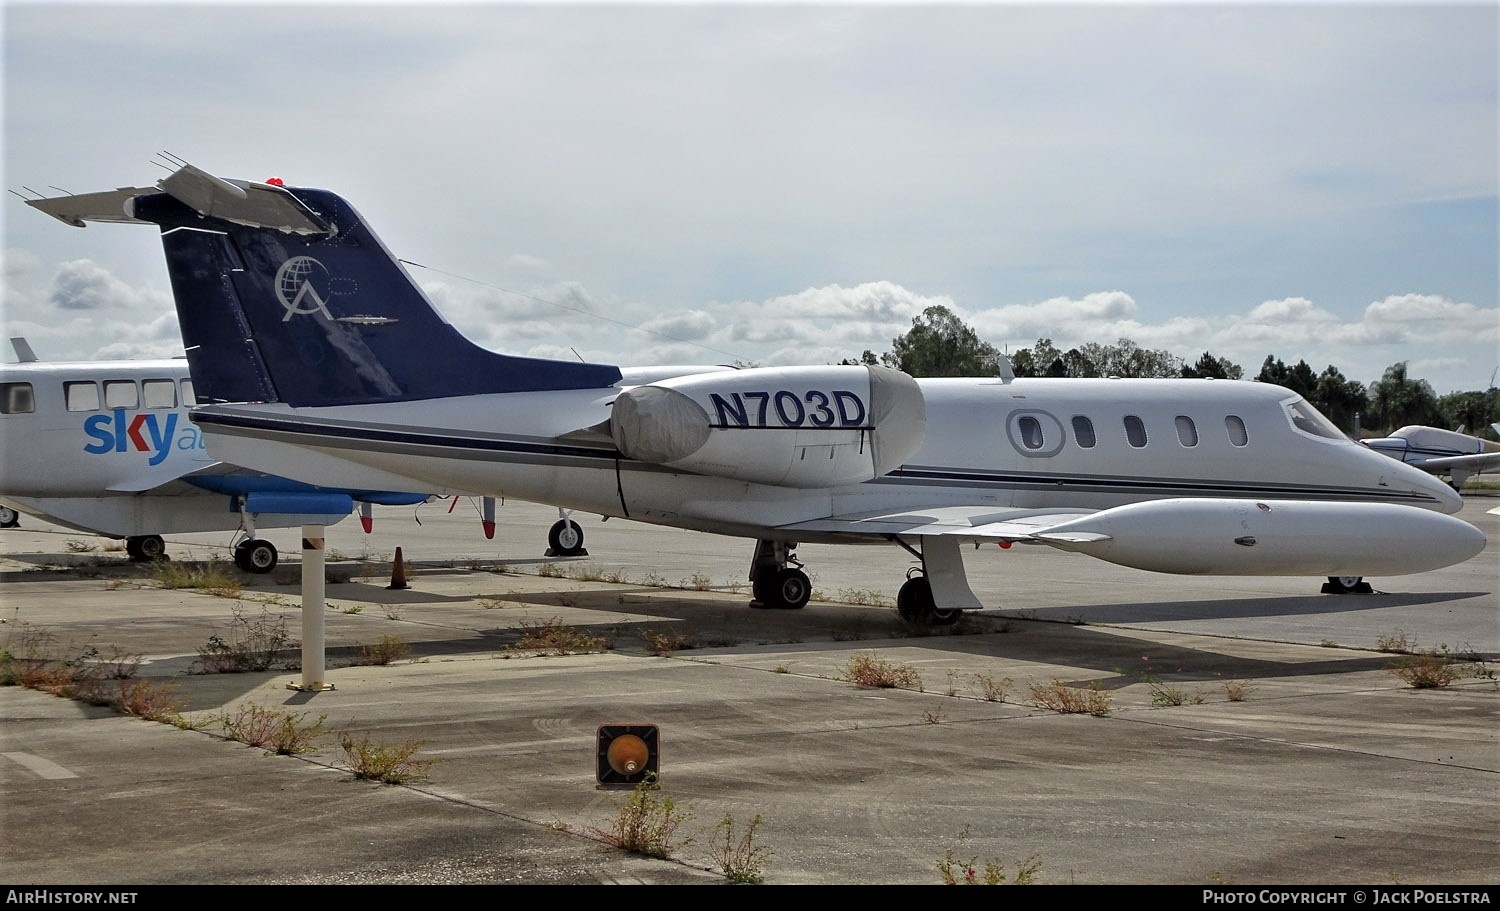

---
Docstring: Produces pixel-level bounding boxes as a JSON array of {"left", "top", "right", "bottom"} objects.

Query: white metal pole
[{"left": 291, "top": 524, "right": 333, "bottom": 692}]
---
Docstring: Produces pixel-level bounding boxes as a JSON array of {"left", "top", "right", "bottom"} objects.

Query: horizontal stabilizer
[
  {"left": 26, "top": 187, "right": 156, "bottom": 227},
  {"left": 156, "top": 165, "right": 331, "bottom": 235}
]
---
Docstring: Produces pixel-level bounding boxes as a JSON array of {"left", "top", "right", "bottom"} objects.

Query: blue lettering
[
  {"left": 177, "top": 425, "right": 205, "bottom": 451},
  {"left": 774, "top": 391, "right": 805, "bottom": 426},
  {"left": 743, "top": 391, "right": 770, "bottom": 425},
  {"left": 834, "top": 390, "right": 866, "bottom": 426},
  {"left": 711, "top": 392, "right": 748, "bottom": 427},
  {"left": 144, "top": 413, "right": 178, "bottom": 466},
  {"left": 806, "top": 390, "right": 835, "bottom": 427},
  {"left": 83, "top": 414, "right": 115, "bottom": 454},
  {"left": 113, "top": 410, "right": 128, "bottom": 452},
  {"left": 711, "top": 389, "right": 868, "bottom": 427}
]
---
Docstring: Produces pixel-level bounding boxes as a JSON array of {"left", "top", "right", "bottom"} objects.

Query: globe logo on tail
[{"left": 275, "top": 256, "right": 335, "bottom": 321}]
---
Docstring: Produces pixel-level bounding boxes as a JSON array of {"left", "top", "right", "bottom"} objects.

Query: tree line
[{"left": 839, "top": 305, "right": 1498, "bottom": 439}]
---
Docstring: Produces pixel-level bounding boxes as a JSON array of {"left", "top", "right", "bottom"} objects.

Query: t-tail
[{"left": 26, "top": 160, "right": 623, "bottom": 406}]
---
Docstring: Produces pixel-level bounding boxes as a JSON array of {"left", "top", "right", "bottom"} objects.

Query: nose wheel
[
  {"left": 234, "top": 539, "right": 279, "bottom": 573},
  {"left": 547, "top": 517, "right": 587, "bottom": 557},
  {"left": 125, "top": 534, "right": 166, "bottom": 563}
]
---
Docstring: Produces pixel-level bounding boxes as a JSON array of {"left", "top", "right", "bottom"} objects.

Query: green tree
[
  {"left": 1312, "top": 366, "right": 1367, "bottom": 434},
  {"left": 1077, "top": 338, "right": 1182, "bottom": 378},
  {"left": 838, "top": 350, "right": 880, "bottom": 367},
  {"left": 1256, "top": 356, "right": 1318, "bottom": 400},
  {"left": 1181, "top": 351, "right": 1243, "bottom": 380},
  {"left": 1436, "top": 389, "right": 1498, "bottom": 438},
  {"left": 1367, "top": 362, "right": 1441, "bottom": 433},
  {"left": 883, "top": 305, "right": 1001, "bottom": 377}
]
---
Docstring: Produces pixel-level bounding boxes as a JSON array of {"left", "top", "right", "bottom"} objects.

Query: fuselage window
[
  {"left": 143, "top": 379, "right": 177, "bottom": 409},
  {"left": 1225, "top": 415, "right": 1249, "bottom": 447},
  {"left": 1071, "top": 415, "right": 1096, "bottom": 448},
  {"left": 1018, "top": 415, "right": 1044, "bottom": 450},
  {"left": 104, "top": 380, "right": 139, "bottom": 410},
  {"left": 1124, "top": 415, "right": 1147, "bottom": 448},
  {"left": 65, "top": 381, "right": 100, "bottom": 413},
  {"left": 181, "top": 379, "right": 196, "bottom": 406},
  {"left": 1, "top": 382, "right": 35, "bottom": 415},
  {"left": 1174, "top": 415, "right": 1199, "bottom": 447}
]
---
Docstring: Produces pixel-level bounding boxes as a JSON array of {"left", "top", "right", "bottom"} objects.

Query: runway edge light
[{"left": 596, "top": 723, "right": 660, "bottom": 786}]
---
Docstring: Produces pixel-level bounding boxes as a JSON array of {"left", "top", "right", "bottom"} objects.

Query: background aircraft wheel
[
  {"left": 0, "top": 506, "right": 19, "bottom": 528},
  {"left": 772, "top": 567, "right": 811, "bottom": 609},
  {"left": 127, "top": 535, "right": 166, "bottom": 562},
  {"left": 547, "top": 519, "right": 586, "bottom": 556},
  {"left": 235, "top": 539, "right": 278, "bottom": 574},
  {"left": 1323, "top": 575, "right": 1372, "bottom": 594},
  {"left": 896, "top": 575, "right": 936, "bottom": 624}
]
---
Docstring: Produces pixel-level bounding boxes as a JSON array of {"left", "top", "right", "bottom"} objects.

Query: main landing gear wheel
[
  {"left": 896, "top": 574, "right": 961, "bottom": 626},
  {"left": 1322, "top": 575, "right": 1373, "bottom": 594},
  {"left": 547, "top": 518, "right": 587, "bottom": 557},
  {"left": 0, "top": 506, "right": 18, "bottom": 528},
  {"left": 234, "top": 539, "right": 279, "bottom": 574},
  {"left": 126, "top": 535, "right": 166, "bottom": 563},
  {"left": 751, "top": 566, "right": 811, "bottom": 610}
]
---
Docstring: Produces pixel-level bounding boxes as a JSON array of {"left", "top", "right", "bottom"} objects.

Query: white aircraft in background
[
  {"left": 1360, "top": 424, "right": 1500, "bottom": 491},
  {"left": 0, "top": 337, "right": 440, "bottom": 571},
  {"left": 21, "top": 159, "right": 1486, "bottom": 622}
]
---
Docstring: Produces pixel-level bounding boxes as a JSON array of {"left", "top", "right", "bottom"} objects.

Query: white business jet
[
  {"left": 0, "top": 337, "right": 434, "bottom": 571},
  {"left": 21, "top": 159, "right": 1486, "bottom": 622}
]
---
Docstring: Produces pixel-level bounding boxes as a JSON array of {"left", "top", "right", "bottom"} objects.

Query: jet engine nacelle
[{"left": 610, "top": 364, "right": 925, "bottom": 488}]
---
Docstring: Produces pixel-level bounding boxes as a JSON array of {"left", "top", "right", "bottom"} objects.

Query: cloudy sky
[{"left": 3, "top": 1, "right": 1496, "bottom": 395}]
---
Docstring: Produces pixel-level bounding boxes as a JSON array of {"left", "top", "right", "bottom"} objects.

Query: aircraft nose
[{"left": 1400, "top": 463, "right": 1464, "bottom": 513}]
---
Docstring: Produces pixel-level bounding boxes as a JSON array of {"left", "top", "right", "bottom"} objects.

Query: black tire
[
  {"left": 771, "top": 567, "right": 811, "bottom": 610},
  {"left": 897, "top": 575, "right": 936, "bottom": 624},
  {"left": 128, "top": 535, "right": 166, "bottom": 562},
  {"left": 237, "top": 539, "right": 278, "bottom": 574},
  {"left": 547, "top": 519, "right": 586, "bottom": 556},
  {"left": 0, "top": 506, "right": 19, "bottom": 528},
  {"left": 1324, "top": 575, "right": 1371, "bottom": 594}
]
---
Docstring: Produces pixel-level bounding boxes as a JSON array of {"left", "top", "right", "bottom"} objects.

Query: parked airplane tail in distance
[{"left": 24, "top": 158, "right": 1487, "bottom": 625}]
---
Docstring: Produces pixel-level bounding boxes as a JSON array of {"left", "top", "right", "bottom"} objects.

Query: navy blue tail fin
[{"left": 34, "top": 163, "right": 622, "bottom": 406}]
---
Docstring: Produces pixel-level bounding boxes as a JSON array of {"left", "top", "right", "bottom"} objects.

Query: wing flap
[{"left": 778, "top": 506, "right": 1103, "bottom": 541}]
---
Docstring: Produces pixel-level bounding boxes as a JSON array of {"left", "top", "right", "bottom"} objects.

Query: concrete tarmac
[{"left": 1, "top": 496, "right": 1496, "bottom": 886}]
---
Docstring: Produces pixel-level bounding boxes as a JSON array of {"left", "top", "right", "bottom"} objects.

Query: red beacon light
[{"left": 264, "top": 176, "right": 284, "bottom": 186}]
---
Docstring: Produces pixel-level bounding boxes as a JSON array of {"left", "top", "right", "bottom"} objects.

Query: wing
[
  {"left": 1415, "top": 451, "right": 1500, "bottom": 474},
  {"left": 778, "top": 505, "right": 1102, "bottom": 543}
]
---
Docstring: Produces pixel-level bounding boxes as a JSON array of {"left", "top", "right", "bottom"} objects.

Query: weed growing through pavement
[
  {"left": 191, "top": 604, "right": 296, "bottom": 673},
  {"left": 355, "top": 634, "right": 410, "bottom": 666},
  {"left": 151, "top": 557, "right": 243, "bottom": 597},
  {"left": 839, "top": 652, "right": 923, "bottom": 690},
  {"left": 505, "top": 618, "right": 608, "bottom": 656},
  {"left": 1028, "top": 678, "right": 1112, "bottom": 716},
  {"left": 219, "top": 704, "right": 328, "bottom": 755},
  {"left": 337, "top": 728, "right": 437, "bottom": 783},
  {"left": 64, "top": 539, "right": 98, "bottom": 553},
  {"left": 644, "top": 629, "right": 697, "bottom": 656},
  {"left": 583, "top": 773, "right": 691, "bottom": 859},
  {"left": 937, "top": 828, "right": 1041, "bottom": 885},
  {"left": 710, "top": 812, "right": 772, "bottom": 884},
  {"left": 1220, "top": 678, "right": 1256, "bottom": 701}
]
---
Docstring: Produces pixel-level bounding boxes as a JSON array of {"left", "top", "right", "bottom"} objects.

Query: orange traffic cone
[{"left": 387, "top": 546, "right": 411, "bottom": 590}]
